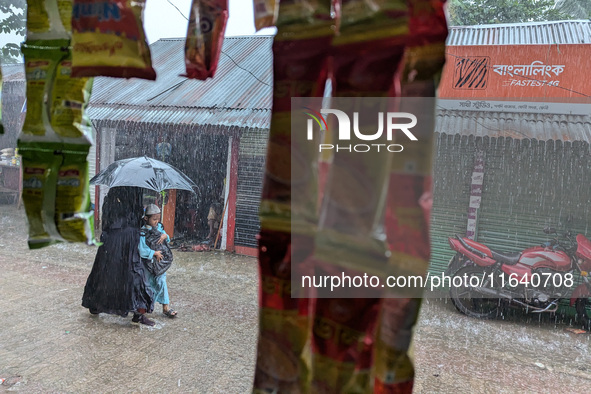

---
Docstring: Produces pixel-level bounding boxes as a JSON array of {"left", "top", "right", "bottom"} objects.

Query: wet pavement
[
  {"left": 0, "top": 205, "right": 258, "bottom": 392},
  {"left": 413, "top": 299, "right": 591, "bottom": 393},
  {"left": 1, "top": 204, "right": 591, "bottom": 392}
]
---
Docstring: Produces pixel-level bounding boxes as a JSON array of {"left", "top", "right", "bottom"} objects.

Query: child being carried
[{"left": 140, "top": 204, "right": 178, "bottom": 318}]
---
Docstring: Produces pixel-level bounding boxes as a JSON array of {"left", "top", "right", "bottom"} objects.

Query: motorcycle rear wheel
[
  {"left": 574, "top": 298, "right": 591, "bottom": 330},
  {"left": 450, "top": 265, "right": 500, "bottom": 319}
]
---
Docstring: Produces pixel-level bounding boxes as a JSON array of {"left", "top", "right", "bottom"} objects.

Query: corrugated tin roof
[
  {"left": 88, "top": 106, "right": 270, "bottom": 129},
  {"left": 88, "top": 36, "right": 273, "bottom": 128},
  {"left": 435, "top": 109, "right": 591, "bottom": 142},
  {"left": 1, "top": 64, "right": 25, "bottom": 82},
  {"left": 447, "top": 20, "right": 591, "bottom": 45}
]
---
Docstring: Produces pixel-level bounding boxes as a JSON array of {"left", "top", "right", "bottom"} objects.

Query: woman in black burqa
[{"left": 82, "top": 187, "right": 155, "bottom": 326}]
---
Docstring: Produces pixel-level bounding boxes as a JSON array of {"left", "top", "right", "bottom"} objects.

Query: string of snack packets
[
  {"left": 253, "top": 0, "right": 448, "bottom": 392},
  {"left": 18, "top": 0, "right": 228, "bottom": 248}
]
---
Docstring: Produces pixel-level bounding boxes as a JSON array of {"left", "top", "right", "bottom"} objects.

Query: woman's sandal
[{"left": 163, "top": 309, "right": 178, "bottom": 318}]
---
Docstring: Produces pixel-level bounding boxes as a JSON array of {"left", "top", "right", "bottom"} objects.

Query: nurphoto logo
[{"left": 303, "top": 107, "right": 418, "bottom": 153}]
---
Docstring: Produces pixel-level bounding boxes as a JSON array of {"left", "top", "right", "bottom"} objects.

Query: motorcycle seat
[{"left": 490, "top": 249, "right": 521, "bottom": 265}]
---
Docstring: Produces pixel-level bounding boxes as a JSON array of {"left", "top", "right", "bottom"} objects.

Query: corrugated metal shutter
[
  {"left": 234, "top": 127, "right": 269, "bottom": 247},
  {"left": 471, "top": 137, "right": 591, "bottom": 314},
  {"left": 429, "top": 133, "right": 474, "bottom": 274},
  {"left": 88, "top": 140, "right": 97, "bottom": 206},
  {"left": 477, "top": 138, "right": 591, "bottom": 253}
]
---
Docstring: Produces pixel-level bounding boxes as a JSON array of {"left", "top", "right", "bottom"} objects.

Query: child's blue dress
[{"left": 139, "top": 223, "right": 170, "bottom": 305}]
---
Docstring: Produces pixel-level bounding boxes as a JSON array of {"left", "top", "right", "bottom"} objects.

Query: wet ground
[{"left": 1, "top": 204, "right": 591, "bottom": 392}]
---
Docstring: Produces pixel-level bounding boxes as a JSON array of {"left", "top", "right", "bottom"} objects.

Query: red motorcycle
[{"left": 446, "top": 224, "right": 591, "bottom": 328}]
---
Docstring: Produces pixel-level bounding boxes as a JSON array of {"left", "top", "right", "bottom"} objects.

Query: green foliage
[
  {"left": 447, "top": 0, "right": 573, "bottom": 26},
  {"left": 0, "top": 0, "right": 26, "bottom": 64},
  {"left": 555, "top": 0, "right": 591, "bottom": 19}
]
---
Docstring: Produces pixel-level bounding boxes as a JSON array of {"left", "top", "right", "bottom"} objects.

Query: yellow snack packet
[
  {"left": 19, "top": 143, "right": 64, "bottom": 248},
  {"left": 21, "top": 40, "right": 69, "bottom": 137},
  {"left": 56, "top": 145, "right": 94, "bottom": 242},
  {"left": 50, "top": 54, "right": 93, "bottom": 139},
  {"left": 58, "top": 0, "right": 73, "bottom": 34},
  {"left": 71, "top": 0, "right": 156, "bottom": 80},
  {"left": 26, "top": 0, "right": 70, "bottom": 39}
]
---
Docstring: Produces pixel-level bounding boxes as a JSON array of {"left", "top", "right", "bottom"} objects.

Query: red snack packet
[
  {"left": 71, "top": 0, "right": 156, "bottom": 80},
  {"left": 254, "top": 2, "right": 335, "bottom": 392},
  {"left": 254, "top": 230, "right": 315, "bottom": 393},
  {"left": 185, "top": 0, "right": 229, "bottom": 80},
  {"left": 372, "top": 0, "right": 449, "bottom": 391}
]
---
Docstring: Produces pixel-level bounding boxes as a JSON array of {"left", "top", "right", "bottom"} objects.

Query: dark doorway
[{"left": 114, "top": 127, "right": 229, "bottom": 242}]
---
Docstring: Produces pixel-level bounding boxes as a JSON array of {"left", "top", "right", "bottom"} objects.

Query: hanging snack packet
[
  {"left": 21, "top": 40, "right": 70, "bottom": 137},
  {"left": 253, "top": 0, "right": 278, "bottom": 31},
  {"left": 71, "top": 0, "right": 156, "bottom": 80},
  {"left": 185, "top": 0, "right": 229, "bottom": 80},
  {"left": 307, "top": 1, "right": 412, "bottom": 392},
  {"left": 19, "top": 143, "right": 64, "bottom": 248},
  {"left": 26, "top": 0, "right": 70, "bottom": 39},
  {"left": 56, "top": 144, "right": 93, "bottom": 242},
  {"left": 253, "top": 2, "right": 335, "bottom": 393},
  {"left": 58, "top": 0, "right": 73, "bottom": 34},
  {"left": 51, "top": 53, "right": 93, "bottom": 139},
  {"left": 19, "top": 142, "right": 94, "bottom": 247},
  {"left": 19, "top": 39, "right": 95, "bottom": 247},
  {"left": 371, "top": 0, "right": 449, "bottom": 391}
]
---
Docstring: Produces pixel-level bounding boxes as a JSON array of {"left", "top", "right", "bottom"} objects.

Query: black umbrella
[{"left": 90, "top": 156, "right": 197, "bottom": 193}]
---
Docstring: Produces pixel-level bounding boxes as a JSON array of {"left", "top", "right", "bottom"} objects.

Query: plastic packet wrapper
[
  {"left": 185, "top": 0, "right": 229, "bottom": 80},
  {"left": 254, "top": 3, "right": 335, "bottom": 393},
  {"left": 253, "top": 0, "right": 278, "bottom": 31},
  {"left": 58, "top": 0, "right": 73, "bottom": 34},
  {"left": 21, "top": 40, "right": 93, "bottom": 142},
  {"left": 372, "top": 298, "right": 420, "bottom": 393},
  {"left": 19, "top": 39, "right": 95, "bottom": 248},
  {"left": 71, "top": 0, "right": 156, "bottom": 80},
  {"left": 56, "top": 144, "right": 93, "bottom": 242},
  {"left": 19, "top": 143, "right": 64, "bottom": 248},
  {"left": 406, "top": 0, "right": 448, "bottom": 47},
  {"left": 335, "top": 0, "right": 408, "bottom": 44},
  {"left": 275, "top": 0, "right": 334, "bottom": 40},
  {"left": 254, "top": 230, "right": 314, "bottom": 393},
  {"left": 306, "top": 2, "right": 413, "bottom": 392},
  {"left": 309, "top": 294, "right": 382, "bottom": 392},
  {"left": 51, "top": 53, "right": 93, "bottom": 138},
  {"left": 21, "top": 40, "right": 70, "bottom": 137},
  {"left": 259, "top": 36, "right": 332, "bottom": 234},
  {"left": 309, "top": 100, "right": 393, "bottom": 392},
  {"left": 27, "top": 0, "right": 71, "bottom": 39},
  {"left": 372, "top": 1, "right": 449, "bottom": 390},
  {"left": 18, "top": 142, "right": 94, "bottom": 248}
]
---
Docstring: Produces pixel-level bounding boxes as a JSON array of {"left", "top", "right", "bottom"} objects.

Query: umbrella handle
[{"left": 214, "top": 198, "right": 230, "bottom": 249}]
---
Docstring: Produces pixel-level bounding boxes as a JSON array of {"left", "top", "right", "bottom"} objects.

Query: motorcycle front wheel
[
  {"left": 450, "top": 265, "right": 501, "bottom": 319},
  {"left": 574, "top": 298, "right": 591, "bottom": 330}
]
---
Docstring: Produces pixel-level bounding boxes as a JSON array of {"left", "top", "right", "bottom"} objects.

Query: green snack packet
[
  {"left": 27, "top": 0, "right": 70, "bottom": 39},
  {"left": 19, "top": 40, "right": 95, "bottom": 248},
  {"left": 51, "top": 53, "right": 93, "bottom": 139},
  {"left": 21, "top": 40, "right": 69, "bottom": 137},
  {"left": 56, "top": 144, "right": 94, "bottom": 243},
  {"left": 18, "top": 142, "right": 64, "bottom": 249},
  {"left": 27, "top": 0, "right": 51, "bottom": 34},
  {"left": 18, "top": 142, "right": 95, "bottom": 248},
  {"left": 57, "top": 0, "right": 73, "bottom": 34}
]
